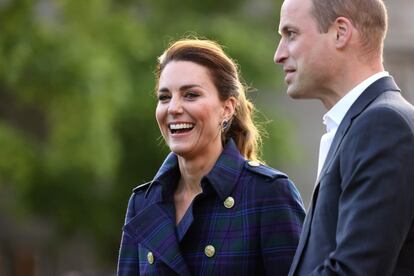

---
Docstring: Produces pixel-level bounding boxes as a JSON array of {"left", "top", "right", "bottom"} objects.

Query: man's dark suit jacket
[{"left": 289, "top": 76, "right": 414, "bottom": 276}]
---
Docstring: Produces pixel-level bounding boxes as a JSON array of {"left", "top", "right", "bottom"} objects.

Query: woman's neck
[
  {"left": 173, "top": 141, "right": 223, "bottom": 224},
  {"left": 176, "top": 141, "right": 223, "bottom": 193}
]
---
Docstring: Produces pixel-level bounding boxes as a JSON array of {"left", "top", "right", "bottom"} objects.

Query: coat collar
[
  {"left": 124, "top": 139, "right": 245, "bottom": 275},
  {"left": 144, "top": 138, "right": 245, "bottom": 201},
  {"left": 204, "top": 138, "right": 245, "bottom": 200}
]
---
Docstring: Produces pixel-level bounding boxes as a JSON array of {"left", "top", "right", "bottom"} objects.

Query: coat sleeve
[
  {"left": 310, "top": 106, "right": 414, "bottom": 275},
  {"left": 261, "top": 177, "right": 306, "bottom": 276},
  {"left": 117, "top": 193, "right": 139, "bottom": 276}
]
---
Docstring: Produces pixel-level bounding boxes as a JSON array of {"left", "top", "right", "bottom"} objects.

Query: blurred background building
[{"left": 0, "top": 0, "right": 412, "bottom": 275}]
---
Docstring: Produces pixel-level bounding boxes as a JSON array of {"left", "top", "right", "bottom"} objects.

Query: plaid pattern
[{"left": 118, "top": 139, "right": 305, "bottom": 275}]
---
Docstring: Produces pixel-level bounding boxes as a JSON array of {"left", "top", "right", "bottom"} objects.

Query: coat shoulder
[
  {"left": 244, "top": 160, "right": 288, "bottom": 180},
  {"left": 243, "top": 161, "right": 305, "bottom": 217},
  {"left": 132, "top": 181, "right": 152, "bottom": 194}
]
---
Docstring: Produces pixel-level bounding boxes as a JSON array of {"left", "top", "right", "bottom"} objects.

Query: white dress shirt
[{"left": 317, "top": 71, "right": 390, "bottom": 178}]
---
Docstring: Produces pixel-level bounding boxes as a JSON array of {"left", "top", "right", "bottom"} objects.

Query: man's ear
[{"left": 333, "top": 17, "right": 354, "bottom": 49}]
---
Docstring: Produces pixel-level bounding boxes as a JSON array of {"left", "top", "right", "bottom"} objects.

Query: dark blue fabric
[
  {"left": 118, "top": 139, "right": 305, "bottom": 275},
  {"left": 289, "top": 76, "right": 414, "bottom": 276}
]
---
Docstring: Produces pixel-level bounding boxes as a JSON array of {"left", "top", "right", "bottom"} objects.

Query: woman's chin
[{"left": 168, "top": 143, "right": 192, "bottom": 158}]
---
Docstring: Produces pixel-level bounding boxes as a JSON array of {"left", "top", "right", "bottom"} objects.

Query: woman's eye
[
  {"left": 185, "top": 91, "right": 199, "bottom": 99},
  {"left": 158, "top": 94, "right": 170, "bottom": 102}
]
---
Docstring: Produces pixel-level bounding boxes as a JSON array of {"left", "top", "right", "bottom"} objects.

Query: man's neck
[{"left": 321, "top": 62, "right": 385, "bottom": 110}]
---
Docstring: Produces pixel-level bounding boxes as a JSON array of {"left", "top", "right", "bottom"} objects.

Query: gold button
[
  {"left": 248, "top": 160, "right": 260, "bottom": 167},
  {"left": 204, "top": 245, "right": 215, "bottom": 257},
  {"left": 223, "top": 196, "right": 235, "bottom": 209},
  {"left": 147, "top": 251, "right": 154, "bottom": 264}
]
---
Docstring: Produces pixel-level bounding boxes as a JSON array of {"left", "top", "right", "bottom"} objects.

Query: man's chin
[{"left": 286, "top": 86, "right": 302, "bottom": 99}]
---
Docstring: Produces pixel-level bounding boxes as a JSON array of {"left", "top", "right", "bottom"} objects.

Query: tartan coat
[{"left": 117, "top": 139, "right": 305, "bottom": 276}]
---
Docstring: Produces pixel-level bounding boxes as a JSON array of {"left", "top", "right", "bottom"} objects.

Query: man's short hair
[{"left": 311, "top": 0, "right": 387, "bottom": 55}]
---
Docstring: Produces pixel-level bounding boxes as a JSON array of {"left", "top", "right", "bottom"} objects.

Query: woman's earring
[{"left": 221, "top": 120, "right": 229, "bottom": 131}]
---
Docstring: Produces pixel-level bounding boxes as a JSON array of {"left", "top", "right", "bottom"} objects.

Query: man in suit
[{"left": 274, "top": 0, "right": 414, "bottom": 275}]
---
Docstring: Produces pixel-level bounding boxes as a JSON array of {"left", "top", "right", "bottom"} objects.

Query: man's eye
[{"left": 287, "top": 31, "right": 296, "bottom": 39}]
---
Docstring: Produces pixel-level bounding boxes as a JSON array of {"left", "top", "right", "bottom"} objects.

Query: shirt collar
[
  {"left": 323, "top": 71, "right": 389, "bottom": 132},
  {"left": 148, "top": 139, "right": 245, "bottom": 201}
]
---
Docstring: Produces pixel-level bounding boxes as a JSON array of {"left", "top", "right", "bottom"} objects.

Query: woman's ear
[
  {"left": 223, "top": 96, "right": 237, "bottom": 120},
  {"left": 333, "top": 17, "right": 354, "bottom": 49}
]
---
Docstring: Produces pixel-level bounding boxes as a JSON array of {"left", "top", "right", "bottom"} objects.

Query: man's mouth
[
  {"left": 169, "top": 123, "right": 195, "bottom": 134},
  {"left": 284, "top": 69, "right": 296, "bottom": 83},
  {"left": 285, "top": 68, "right": 296, "bottom": 75}
]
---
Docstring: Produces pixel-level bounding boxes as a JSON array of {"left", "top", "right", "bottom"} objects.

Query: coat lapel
[
  {"left": 124, "top": 152, "right": 192, "bottom": 275},
  {"left": 122, "top": 139, "right": 244, "bottom": 275},
  {"left": 123, "top": 201, "right": 192, "bottom": 276},
  {"left": 289, "top": 76, "right": 400, "bottom": 276}
]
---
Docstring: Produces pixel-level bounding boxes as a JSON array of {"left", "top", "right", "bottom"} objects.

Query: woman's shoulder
[
  {"left": 243, "top": 160, "right": 288, "bottom": 180},
  {"left": 128, "top": 180, "right": 163, "bottom": 209},
  {"left": 242, "top": 160, "right": 303, "bottom": 205}
]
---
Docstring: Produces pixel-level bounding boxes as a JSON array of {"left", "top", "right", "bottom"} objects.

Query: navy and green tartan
[{"left": 117, "top": 139, "right": 305, "bottom": 275}]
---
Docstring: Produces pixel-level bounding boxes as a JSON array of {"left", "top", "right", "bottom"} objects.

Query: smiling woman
[
  {"left": 156, "top": 39, "right": 264, "bottom": 162},
  {"left": 155, "top": 60, "right": 230, "bottom": 161},
  {"left": 117, "top": 38, "right": 306, "bottom": 276}
]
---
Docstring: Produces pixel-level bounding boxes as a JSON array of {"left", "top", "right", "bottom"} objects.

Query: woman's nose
[{"left": 167, "top": 96, "right": 183, "bottom": 115}]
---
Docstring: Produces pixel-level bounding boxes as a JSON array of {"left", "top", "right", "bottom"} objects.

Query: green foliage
[{"left": 0, "top": 0, "right": 287, "bottom": 268}]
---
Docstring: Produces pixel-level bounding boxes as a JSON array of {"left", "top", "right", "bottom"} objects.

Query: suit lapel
[
  {"left": 316, "top": 76, "right": 400, "bottom": 184},
  {"left": 123, "top": 201, "right": 191, "bottom": 276},
  {"left": 289, "top": 76, "right": 400, "bottom": 275}
]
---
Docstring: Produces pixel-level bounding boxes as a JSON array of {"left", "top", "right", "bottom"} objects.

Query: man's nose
[{"left": 274, "top": 40, "right": 287, "bottom": 64}]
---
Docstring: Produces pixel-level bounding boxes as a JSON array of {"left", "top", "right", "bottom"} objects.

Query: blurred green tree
[{"left": 0, "top": 0, "right": 289, "bottom": 269}]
